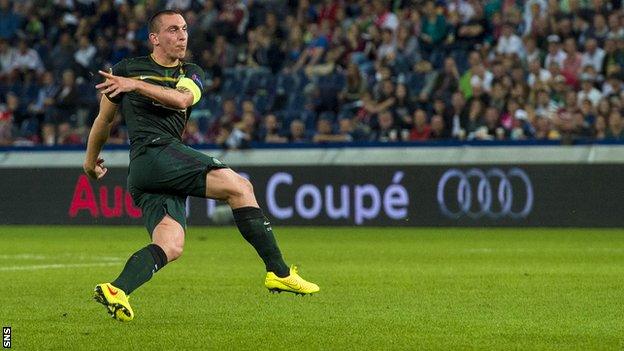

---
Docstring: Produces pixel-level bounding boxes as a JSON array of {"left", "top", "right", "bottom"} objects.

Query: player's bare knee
[
  {"left": 239, "top": 176, "right": 254, "bottom": 195},
  {"left": 153, "top": 216, "right": 185, "bottom": 262},
  {"left": 158, "top": 239, "right": 183, "bottom": 262},
  {"left": 166, "top": 244, "right": 183, "bottom": 261}
]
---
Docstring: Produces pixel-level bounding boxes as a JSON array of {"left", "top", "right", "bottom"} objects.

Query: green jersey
[{"left": 107, "top": 55, "right": 205, "bottom": 158}]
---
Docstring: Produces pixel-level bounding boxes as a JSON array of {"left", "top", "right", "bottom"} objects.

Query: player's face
[{"left": 154, "top": 14, "right": 188, "bottom": 60}]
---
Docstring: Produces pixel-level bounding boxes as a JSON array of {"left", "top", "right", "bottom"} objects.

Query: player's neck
[{"left": 150, "top": 52, "right": 180, "bottom": 67}]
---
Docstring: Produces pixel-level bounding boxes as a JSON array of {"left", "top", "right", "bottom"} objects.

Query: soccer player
[{"left": 84, "top": 9, "right": 319, "bottom": 322}]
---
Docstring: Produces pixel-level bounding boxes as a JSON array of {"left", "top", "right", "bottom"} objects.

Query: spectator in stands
[
  {"left": 313, "top": 118, "right": 344, "bottom": 143},
  {"left": 496, "top": 22, "right": 524, "bottom": 57},
  {"left": 214, "top": 0, "right": 246, "bottom": 39},
  {"left": 49, "top": 32, "right": 76, "bottom": 75},
  {"left": 588, "top": 13, "right": 609, "bottom": 45},
  {"left": 74, "top": 35, "right": 97, "bottom": 78},
  {"left": 198, "top": 0, "right": 218, "bottom": 34},
  {"left": 293, "top": 23, "right": 329, "bottom": 71},
  {"left": 200, "top": 49, "right": 222, "bottom": 94},
  {"left": 28, "top": 71, "right": 57, "bottom": 124},
  {"left": 0, "top": 38, "right": 16, "bottom": 77},
  {"left": 523, "top": 37, "right": 541, "bottom": 65},
  {"left": 214, "top": 35, "right": 237, "bottom": 68},
  {"left": 419, "top": 0, "right": 447, "bottom": 61},
  {"left": 241, "top": 100, "right": 258, "bottom": 121},
  {"left": 594, "top": 114, "right": 607, "bottom": 139},
  {"left": 544, "top": 35, "right": 567, "bottom": 69},
  {"left": 183, "top": 119, "right": 206, "bottom": 145},
  {"left": 0, "top": 0, "right": 22, "bottom": 40},
  {"left": 427, "top": 57, "right": 460, "bottom": 102},
  {"left": 561, "top": 37, "right": 583, "bottom": 86},
  {"left": 56, "top": 121, "right": 82, "bottom": 145},
  {"left": 446, "top": 91, "right": 468, "bottom": 139},
  {"left": 471, "top": 106, "right": 500, "bottom": 140},
  {"left": 374, "top": 78, "right": 396, "bottom": 114},
  {"left": 582, "top": 37, "right": 606, "bottom": 73},
  {"left": 337, "top": 117, "right": 367, "bottom": 142},
  {"left": 578, "top": 73, "right": 603, "bottom": 107},
  {"left": 371, "top": 110, "right": 403, "bottom": 142},
  {"left": 222, "top": 111, "right": 256, "bottom": 150},
  {"left": 258, "top": 113, "right": 286, "bottom": 143},
  {"left": 377, "top": 28, "right": 397, "bottom": 61},
  {"left": 208, "top": 98, "right": 239, "bottom": 142},
  {"left": 602, "top": 36, "right": 624, "bottom": 77},
  {"left": 339, "top": 63, "right": 367, "bottom": 107},
  {"left": 42, "top": 69, "right": 78, "bottom": 145},
  {"left": 459, "top": 51, "right": 481, "bottom": 98},
  {"left": 12, "top": 39, "right": 44, "bottom": 74},
  {"left": 465, "top": 98, "right": 485, "bottom": 138},
  {"left": 527, "top": 59, "right": 552, "bottom": 88},
  {"left": 607, "top": 109, "right": 624, "bottom": 139},
  {"left": 287, "top": 119, "right": 309, "bottom": 143},
  {"left": 602, "top": 74, "right": 623, "bottom": 97},
  {"left": 429, "top": 114, "right": 448, "bottom": 140},
  {"left": 409, "top": 109, "right": 431, "bottom": 141},
  {"left": 393, "top": 83, "right": 414, "bottom": 129},
  {"left": 395, "top": 24, "right": 420, "bottom": 64}
]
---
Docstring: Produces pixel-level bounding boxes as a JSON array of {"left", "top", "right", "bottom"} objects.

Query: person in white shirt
[
  {"left": 527, "top": 59, "right": 552, "bottom": 87},
  {"left": 577, "top": 74, "right": 603, "bottom": 107},
  {"left": 580, "top": 38, "right": 606, "bottom": 73},
  {"left": 11, "top": 39, "right": 44, "bottom": 73},
  {"left": 602, "top": 74, "right": 623, "bottom": 97},
  {"left": 470, "top": 63, "right": 493, "bottom": 92},
  {"left": 544, "top": 35, "right": 567, "bottom": 69},
  {"left": 523, "top": 37, "right": 541, "bottom": 64},
  {"left": 496, "top": 22, "right": 524, "bottom": 57},
  {"left": 74, "top": 35, "right": 96, "bottom": 70}
]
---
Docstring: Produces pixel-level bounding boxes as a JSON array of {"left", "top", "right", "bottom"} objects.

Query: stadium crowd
[{"left": 0, "top": 0, "right": 623, "bottom": 147}]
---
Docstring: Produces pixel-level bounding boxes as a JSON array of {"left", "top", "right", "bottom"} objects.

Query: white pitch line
[
  {"left": 0, "top": 254, "right": 47, "bottom": 260},
  {"left": 0, "top": 262, "right": 120, "bottom": 271},
  {"left": 0, "top": 254, "right": 124, "bottom": 262}
]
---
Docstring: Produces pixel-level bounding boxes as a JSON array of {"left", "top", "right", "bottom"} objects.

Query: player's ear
[{"left": 149, "top": 32, "right": 159, "bottom": 46}]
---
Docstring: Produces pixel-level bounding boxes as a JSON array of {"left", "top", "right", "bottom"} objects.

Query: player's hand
[
  {"left": 96, "top": 70, "right": 137, "bottom": 98},
  {"left": 83, "top": 157, "right": 108, "bottom": 180}
]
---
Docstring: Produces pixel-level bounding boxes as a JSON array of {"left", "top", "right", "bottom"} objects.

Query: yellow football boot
[
  {"left": 93, "top": 283, "right": 134, "bottom": 322},
  {"left": 265, "top": 266, "right": 320, "bottom": 295}
]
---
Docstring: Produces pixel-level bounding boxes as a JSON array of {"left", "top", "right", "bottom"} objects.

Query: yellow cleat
[
  {"left": 93, "top": 283, "right": 134, "bottom": 322},
  {"left": 265, "top": 266, "right": 320, "bottom": 295}
]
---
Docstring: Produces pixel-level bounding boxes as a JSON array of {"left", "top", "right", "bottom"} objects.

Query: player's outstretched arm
[
  {"left": 83, "top": 95, "right": 118, "bottom": 180},
  {"left": 97, "top": 70, "right": 196, "bottom": 110}
]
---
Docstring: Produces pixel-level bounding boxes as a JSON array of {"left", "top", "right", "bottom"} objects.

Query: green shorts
[{"left": 127, "top": 142, "right": 228, "bottom": 235}]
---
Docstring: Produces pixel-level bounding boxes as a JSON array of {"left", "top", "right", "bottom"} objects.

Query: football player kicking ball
[{"left": 84, "top": 10, "right": 319, "bottom": 322}]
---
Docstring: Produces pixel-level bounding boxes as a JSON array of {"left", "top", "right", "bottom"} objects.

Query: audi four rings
[{"left": 437, "top": 168, "right": 534, "bottom": 219}]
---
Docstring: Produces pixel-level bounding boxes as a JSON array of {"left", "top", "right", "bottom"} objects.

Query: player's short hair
[{"left": 148, "top": 9, "right": 183, "bottom": 33}]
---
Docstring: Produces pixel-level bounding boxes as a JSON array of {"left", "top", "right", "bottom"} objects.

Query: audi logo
[{"left": 437, "top": 168, "right": 534, "bottom": 219}]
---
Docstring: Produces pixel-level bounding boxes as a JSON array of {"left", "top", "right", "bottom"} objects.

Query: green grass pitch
[{"left": 0, "top": 226, "right": 622, "bottom": 350}]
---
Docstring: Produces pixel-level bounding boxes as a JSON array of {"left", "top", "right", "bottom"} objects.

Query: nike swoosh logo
[
  {"left": 107, "top": 285, "right": 118, "bottom": 296},
  {"left": 283, "top": 278, "right": 301, "bottom": 291}
]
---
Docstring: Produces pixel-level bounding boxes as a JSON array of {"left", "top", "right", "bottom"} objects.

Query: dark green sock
[
  {"left": 112, "top": 244, "right": 168, "bottom": 295},
  {"left": 232, "top": 207, "right": 289, "bottom": 277}
]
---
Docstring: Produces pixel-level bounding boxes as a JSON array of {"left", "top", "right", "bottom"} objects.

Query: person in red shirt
[{"left": 410, "top": 109, "right": 431, "bottom": 141}]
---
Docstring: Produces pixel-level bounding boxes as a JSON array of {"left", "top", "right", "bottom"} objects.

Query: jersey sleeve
[{"left": 105, "top": 60, "right": 128, "bottom": 104}]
